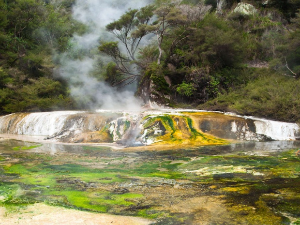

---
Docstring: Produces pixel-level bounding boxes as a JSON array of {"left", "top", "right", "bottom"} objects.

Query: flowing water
[
  {"left": 0, "top": 111, "right": 300, "bottom": 224},
  {"left": 0, "top": 110, "right": 299, "bottom": 144}
]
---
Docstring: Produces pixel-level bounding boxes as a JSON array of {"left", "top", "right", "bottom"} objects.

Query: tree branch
[{"left": 285, "top": 57, "right": 297, "bottom": 77}]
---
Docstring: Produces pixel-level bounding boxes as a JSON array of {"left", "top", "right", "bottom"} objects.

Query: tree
[
  {"left": 134, "top": 0, "right": 211, "bottom": 64},
  {"left": 285, "top": 11, "right": 300, "bottom": 77},
  {"left": 6, "top": 0, "right": 44, "bottom": 40},
  {"left": 0, "top": 0, "right": 78, "bottom": 114},
  {"left": 99, "top": 1, "right": 211, "bottom": 86},
  {"left": 99, "top": 6, "right": 154, "bottom": 86}
]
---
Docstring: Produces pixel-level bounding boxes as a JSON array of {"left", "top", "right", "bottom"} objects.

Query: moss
[
  {"left": 137, "top": 208, "right": 165, "bottom": 219},
  {"left": 48, "top": 190, "right": 108, "bottom": 212},
  {"left": 4, "top": 164, "right": 29, "bottom": 174},
  {"left": 229, "top": 202, "right": 283, "bottom": 225},
  {"left": 44, "top": 190, "right": 144, "bottom": 213},
  {"left": 261, "top": 190, "right": 300, "bottom": 216},
  {"left": 161, "top": 162, "right": 183, "bottom": 170},
  {"left": 1, "top": 161, "right": 146, "bottom": 214},
  {"left": 0, "top": 183, "right": 20, "bottom": 203},
  {"left": 124, "top": 120, "right": 131, "bottom": 132},
  {"left": 221, "top": 186, "right": 251, "bottom": 194},
  {"left": 97, "top": 124, "right": 113, "bottom": 142},
  {"left": 0, "top": 183, "right": 34, "bottom": 215},
  {"left": 12, "top": 144, "right": 42, "bottom": 151},
  {"left": 2, "top": 140, "right": 300, "bottom": 223}
]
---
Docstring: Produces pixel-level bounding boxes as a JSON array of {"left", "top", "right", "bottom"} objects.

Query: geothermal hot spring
[
  {"left": 1, "top": 0, "right": 300, "bottom": 224},
  {"left": 0, "top": 109, "right": 300, "bottom": 225}
]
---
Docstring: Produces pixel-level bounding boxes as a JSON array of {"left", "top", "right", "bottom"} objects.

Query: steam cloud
[{"left": 57, "top": 0, "right": 152, "bottom": 111}]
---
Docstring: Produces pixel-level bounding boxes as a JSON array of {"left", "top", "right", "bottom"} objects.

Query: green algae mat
[{"left": 0, "top": 139, "right": 300, "bottom": 224}]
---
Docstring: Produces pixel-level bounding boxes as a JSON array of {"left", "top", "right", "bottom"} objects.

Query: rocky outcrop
[
  {"left": 233, "top": 2, "right": 257, "bottom": 15},
  {"left": 0, "top": 110, "right": 299, "bottom": 146}
]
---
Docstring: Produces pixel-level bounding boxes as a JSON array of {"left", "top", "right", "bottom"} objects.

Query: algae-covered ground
[{"left": 0, "top": 139, "right": 300, "bottom": 224}]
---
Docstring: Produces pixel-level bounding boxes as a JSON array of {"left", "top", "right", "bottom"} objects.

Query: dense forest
[
  {"left": 1, "top": 0, "right": 300, "bottom": 122},
  {"left": 0, "top": 0, "right": 81, "bottom": 112}
]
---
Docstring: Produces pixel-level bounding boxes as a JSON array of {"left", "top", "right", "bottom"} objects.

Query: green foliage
[
  {"left": 133, "top": 1, "right": 300, "bottom": 122},
  {"left": 201, "top": 69, "right": 300, "bottom": 122},
  {"left": 146, "top": 63, "right": 170, "bottom": 95},
  {"left": 102, "top": 62, "right": 124, "bottom": 85},
  {"left": 208, "top": 8, "right": 300, "bottom": 122},
  {"left": 0, "top": 67, "right": 12, "bottom": 88},
  {"left": 106, "top": 9, "right": 139, "bottom": 32},
  {"left": 150, "top": 13, "right": 246, "bottom": 103},
  {"left": 189, "top": 14, "right": 244, "bottom": 69},
  {"left": 33, "top": 3, "right": 85, "bottom": 52},
  {"left": 105, "top": 6, "right": 154, "bottom": 59},
  {"left": 286, "top": 12, "right": 300, "bottom": 75},
  {"left": 2, "top": 77, "right": 73, "bottom": 113},
  {"left": 137, "top": 44, "right": 159, "bottom": 67},
  {"left": 208, "top": 77, "right": 220, "bottom": 97},
  {"left": 176, "top": 82, "right": 195, "bottom": 97},
  {"left": 0, "top": 0, "right": 300, "bottom": 122},
  {"left": 98, "top": 42, "right": 119, "bottom": 59},
  {"left": 0, "top": 0, "right": 79, "bottom": 114}
]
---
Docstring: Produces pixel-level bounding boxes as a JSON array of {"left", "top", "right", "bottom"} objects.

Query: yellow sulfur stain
[
  {"left": 144, "top": 114, "right": 229, "bottom": 146},
  {"left": 221, "top": 186, "right": 251, "bottom": 194}
]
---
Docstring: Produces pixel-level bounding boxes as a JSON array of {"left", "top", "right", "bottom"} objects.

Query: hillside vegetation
[
  {"left": 99, "top": 0, "right": 300, "bottom": 122},
  {"left": 0, "top": 0, "right": 80, "bottom": 113},
  {"left": 1, "top": 0, "right": 300, "bottom": 123}
]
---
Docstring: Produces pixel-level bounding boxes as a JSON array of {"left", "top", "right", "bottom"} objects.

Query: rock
[
  {"left": 233, "top": 3, "right": 257, "bottom": 15},
  {"left": 217, "top": 0, "right": 237, "bottom": 14},
  {"left": 247, "top": 60, "right": 269, "bottom": 68},
  {"left": 113, "top": 187, "right": 130, "bottom": 194},
  {"left": 217, "top": 0, "right": 227, "bottom": 14}
]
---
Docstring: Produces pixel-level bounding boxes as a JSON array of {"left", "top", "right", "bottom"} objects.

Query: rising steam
[{"left": 56, "top": 0, "right": 152, "bottom": 111}]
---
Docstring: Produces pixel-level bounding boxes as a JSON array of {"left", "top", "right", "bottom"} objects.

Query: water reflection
[
  {"left": 2, "top": 139, "right": 298, "bottom": 157},
  {"left": 224, "top": 140, "right": 300, "bottom": 155}
]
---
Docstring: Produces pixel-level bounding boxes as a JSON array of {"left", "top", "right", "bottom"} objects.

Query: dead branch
[{"left": 285, "top": 57, "right": 297, "bottom": 77}]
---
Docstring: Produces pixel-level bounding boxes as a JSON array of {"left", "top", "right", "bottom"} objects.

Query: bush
[
  {"left": 200, "top": 69, "right": 300, "bottom": 122},
  {"left": 176, "top": 82, "right": 195, "bottom": 97}
]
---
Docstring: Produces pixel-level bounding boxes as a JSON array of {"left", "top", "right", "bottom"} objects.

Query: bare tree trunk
[
  {"left": 157, "top": 34, "right": 163, "bottom": 65},
  {"left": 285, "top": 57, "right": 297, "bottom": 77},
  {"left": 217, "top": 0, "right": 226, "bottom": 14}
]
